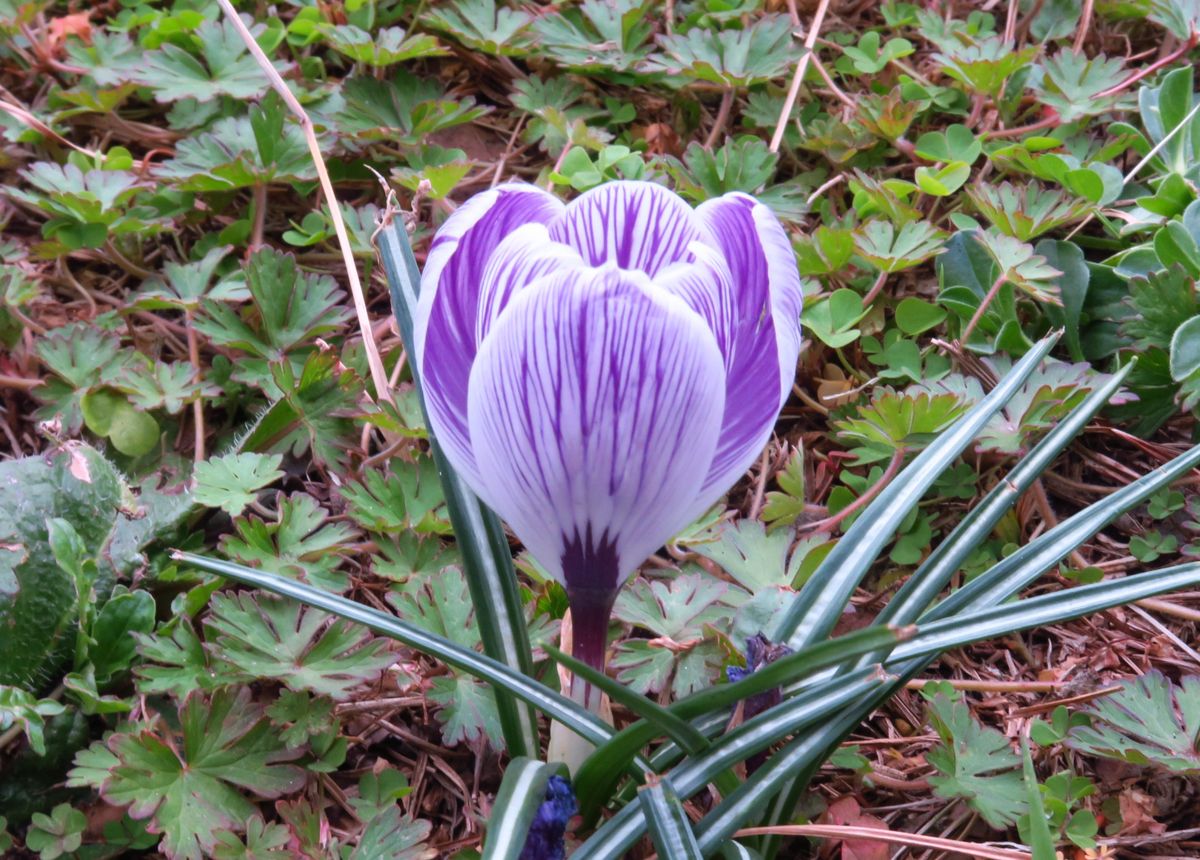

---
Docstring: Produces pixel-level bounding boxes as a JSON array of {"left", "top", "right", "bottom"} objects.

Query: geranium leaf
[
  {"left": 1067, "top": 671, "right": 1200, "bottom": 773},
  {"left": 204, "top": 591, "right": 394, "bottom": 699},
  {"left": 67, "top": 688, "right": 305, "bottom": 860},
  {"left": 193, "top": 452, "right": 285, "bottom": 517}
]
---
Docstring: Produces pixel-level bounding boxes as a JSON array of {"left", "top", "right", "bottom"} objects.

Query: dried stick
[
  {"left": 734, "top": 826, "right": 1032, "bottom": 860},
  {"left": 213, "top": 0, "right": 392, "bottom": 407},
  {"left": 769, "top": 0, "right": 831, "bottom": 153}
]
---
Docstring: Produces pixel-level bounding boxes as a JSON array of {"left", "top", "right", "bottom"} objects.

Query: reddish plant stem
[
  {"left": 860, "top": 270, "right": 889, "bottom": 307},
  {"left": 704, "top": 87, "right": 735, "bottom": 150},
  {"left": 1098, "top": 32, "right": 1199, "bottom": 98},
  {"left": 959, "top": 271, "right": 1008, "bottom": 344},
  {"left": 801, "top": 448, "right": 906, "bottom": 535},
  {"left": 984, "top": 115, "right": 1060, "bottom": 139}
]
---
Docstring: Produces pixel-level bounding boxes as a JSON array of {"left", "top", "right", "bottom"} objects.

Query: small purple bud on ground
[
  {"left": 518, "top": 775, "right": 578, "bottom": 860},
  {"left": 727, "top": 633, "right": 793, "bottom": 772}
]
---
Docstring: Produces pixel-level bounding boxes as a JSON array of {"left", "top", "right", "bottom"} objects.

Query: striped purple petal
[
  {"left": 476, "top": 222, "right": 587, "bottom": 344},
  {"left": 465, "top": 264, "right": 726, "bottom": 593},
  {"left": 688, "top": 193, "right": 804, "bottom": 508},
  {"left": 415, "top": 183, "right": 564, "bottom": 479},
  {"left": 548, "top": 180, "right": 705, "bottom": 277}
]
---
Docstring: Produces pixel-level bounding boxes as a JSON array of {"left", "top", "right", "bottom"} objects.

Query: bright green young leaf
[
  {"left": 193, "top": 452, "right": 285, "bottom": 517},
  {"left": 0, "top": 686, "right": 66, "bottom": 756},
  {"left": 841, "top": 30, "right": 914, "bottom": 74},
  {"left": 833, "top": 390, "right": 968, "bottom": 460},
  {"left": 762, "top": 445, "right": 806, "bottom": 529},
  {"left": 915, "top": 161, "right": 970, "bottom": 196}
]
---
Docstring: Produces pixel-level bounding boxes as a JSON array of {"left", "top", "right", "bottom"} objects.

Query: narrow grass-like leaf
[
  {"left": 771, "top": 334, "right": 1059, "bottom": 649},
  {"left": 640, "top": 778, "right": 704, "bottom": 860},
  {"left": 483, "top": 757, "right": 568, "bottom": 860},
  {"left": 572, "top": 625, "right": 907, "bottom": 814},
  {"left": 761, "top": 361, "right": 1143, "bottom": 854},
  {"left": 545, "top": 644, "right": 709, "bottom": 754},
  {"left": 1022, "top": 738, "right": 1056, "bottom": 860},
  {"left": 571, "top": 670, "right": 892, "bottom": 860},
  {"left": 376, "top": 217, "right": 540, "bottom": 757},
  {"left": 174, "top": 552, "right": 622, "bottom": 753},
  {"left": 872, "top": 361, "right": 1134, "bottom": 633},
  {"left": 589, "top": 559, "right": 1200, "bottom": 856},
  {"left": 929, "top": 441, "right": 1200, "bottom": 621},
  {"left": 892, "top": 562, "right": 1200, "bottom": 662}
]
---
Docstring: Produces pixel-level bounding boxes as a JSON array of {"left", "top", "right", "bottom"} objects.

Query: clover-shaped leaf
[
  {"left": 25, "top": 803, "right": 86, "bottom": 860},
  {"left": 841, "top": 30, "right": 913, "bottom": 74},
  {"left": 914, "top": 124, "right": 981, "bottom": 164},
  {"left": 915, "top": 161, "right": 971, "bottom": 196}
]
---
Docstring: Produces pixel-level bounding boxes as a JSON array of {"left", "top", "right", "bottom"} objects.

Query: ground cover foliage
[{"left": 2, "top": 0, "right": 1200, "bottom": 857}]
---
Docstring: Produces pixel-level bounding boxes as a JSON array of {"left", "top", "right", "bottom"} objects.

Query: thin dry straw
[{"left": 213, "top": 0, "right": 393, "bottom": 407}]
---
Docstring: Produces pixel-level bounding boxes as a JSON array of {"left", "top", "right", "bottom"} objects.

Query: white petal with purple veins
[
  {"left": 415, "top": 183, "right": 563, "bottom": 482},
  {"left": 475, "top": 223, "right": 587, "bottom": 345},
  {"left": 689, "top": 193, "right": 804, "bottom": 509},
  {"left": 548, "top": 180, "right": 707, "bottom": 277},
  {"left": 466, "top": 265, "right": 726, "bottom": 588}
]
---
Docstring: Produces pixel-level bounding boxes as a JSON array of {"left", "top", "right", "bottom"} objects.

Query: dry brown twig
[
  {"left": 733, "top": 825, "right": 1033, "bottom": 859},
  {"left": 212, "top": 0, "right": 393, "bottom": 409}
]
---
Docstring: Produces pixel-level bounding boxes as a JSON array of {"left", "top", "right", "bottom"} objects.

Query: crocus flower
[{"left": 414, "top": 180, "right": 802, "bottom": 691}]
